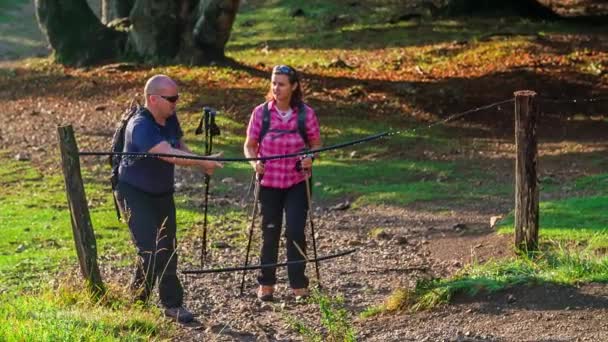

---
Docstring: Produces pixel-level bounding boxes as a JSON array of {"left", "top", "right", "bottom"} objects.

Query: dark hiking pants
[
  {"left": 116, "top": 182, "right": 183, "bottom": 308},
  {"left": 257, "top": 181, "right": 310, "bottom": 289}
]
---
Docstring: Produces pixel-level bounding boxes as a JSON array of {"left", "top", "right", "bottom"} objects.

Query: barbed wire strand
[
  {"left": 79, "top": 98, "right": 513, "bottom": 163},
  {"left": 537, "top": 96, "right": 608, "bottom": 104},
  {"left": 387, "top": 98, "right": 514, "bottom": 137}
]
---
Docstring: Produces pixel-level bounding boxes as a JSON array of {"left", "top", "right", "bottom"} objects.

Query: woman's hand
[
  {"left": 254, "top": 161, "right": 265, "bottom": 175},
  {"left": 300, "top": 156, "right": 314, "bottom": 170}
]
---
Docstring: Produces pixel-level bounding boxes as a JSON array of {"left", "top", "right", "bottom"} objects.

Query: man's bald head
[
  {"left": 144, "top": 74, "right": 177, "bottom": 97},
  {"left": 144, "top": 74, "right": 179, "bottom": 120}
]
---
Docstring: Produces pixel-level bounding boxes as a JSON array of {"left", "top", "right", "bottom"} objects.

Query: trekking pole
[
  {"left": 241, "top": 172, "right": 256, "bottom": 207},
  {"left": 202, "top": 110, "right": 211, "bottom": 267},
  {"left": 240, "top": 174, "right": 260, "bottom": 296},
  {"left": 195, "top": 107, "right": 220, "bottom": 267},
  {"left": 302, "top": 164, "right": 321, "bottom": 287}
]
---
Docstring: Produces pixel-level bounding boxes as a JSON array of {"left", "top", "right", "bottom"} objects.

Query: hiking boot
[
  {"left": 292, "top": 288, "right": 309, "bottom": 302},
  {"left": 257, "top": 285, "right": 274, "bottom": 302},
  {"left": 164, "top": 305, "right": 194, "bottom": 323}
]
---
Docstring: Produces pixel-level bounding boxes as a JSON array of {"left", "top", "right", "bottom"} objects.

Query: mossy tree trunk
[
  {"left": 128, "top": 0, "right": 182, "bottom": 61},
  {"left": 35, "top": 0, "right": 127, "bottom": 66},
  {"left": 36, "top": 0, "right": 240, "bottom": 66},
  {"left": 190, "top": 0, "right": 240, "bottom": 63},
  {"left": 128, "top": 0, "right": 240, "bottom": 64},
  {"left": 101, "top": 0, "right": 134, "bottom": 24}
]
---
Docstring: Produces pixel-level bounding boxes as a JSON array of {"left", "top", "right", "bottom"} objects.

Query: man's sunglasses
[
  {"left": 272, "top": 65, "right": 295, "bottom": 76},
  {"left": 155, "top": 94, "right": 180, "bottom": 103}
]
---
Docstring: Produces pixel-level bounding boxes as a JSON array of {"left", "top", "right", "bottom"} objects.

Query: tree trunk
[
  {"left": 101, "top": 0, "right": 134, "bottom": 24},
  {"left": 36, "top": 0, "right": 127, "bottom": 66},
  {"left": 128, "top": 0, "right": 239, "bottom": 64},
  {"left": 128, "top": 0, "right": 181, "bottom": 61},
  {"left": 191, "top": 0, "right": 240, "bottom": 62},
  {"left": 36, "top": 0, "right": 239, "bottom": 66}
]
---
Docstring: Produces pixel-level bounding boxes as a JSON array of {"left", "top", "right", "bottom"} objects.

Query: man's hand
[{"left": 202, "top": 152, "right": 223, "bottom": 175}]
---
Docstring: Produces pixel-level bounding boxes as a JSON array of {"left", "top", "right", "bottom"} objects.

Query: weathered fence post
[
  {"left": 57, "top": 125, "right": 105, "bottom": 297},
  {"left": 514, "top": 90, "right": 539, "bottom": 252}
]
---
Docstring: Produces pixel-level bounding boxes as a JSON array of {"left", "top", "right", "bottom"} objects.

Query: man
[{"left": 115, "top": 74, "right": 222, "bottom": 323}]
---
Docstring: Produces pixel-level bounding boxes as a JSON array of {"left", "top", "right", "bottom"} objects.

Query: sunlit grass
[
  {"left": 0, "top": 281, "right": 173, "bottom": 341},
  {"left": 286, "top": 289, "right": 356, "bottom": 342},
  {"left": 498, "top": 194, "right": 608, "bottom": 248},
  {"left": 363, "top": 242, "right": 608, "bottom": 317}
]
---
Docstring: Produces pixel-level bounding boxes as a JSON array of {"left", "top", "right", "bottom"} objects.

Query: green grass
[
  {"left": 364, "top": 243, "right": 608, "bottom": 317},
  {"left": 497, "top": 174, "right": 608, "bottom": 248},
  {"left": 175, "top": 95, "right": 511, "bottom": 207},
  {"left": 0, "top": 282, "right": 172, "bottom": 341},
  {"left": 228, "top": 0, "right": 605, "bottom": 72},
  {"left": 0, "top": 155, "right": 219, "bottom": 337},
  {"left": 230, "top": 1, "right": 596, "bottom": 52},
  {"left": 286, "top": 289, "right": 356, "bottom": 342},
  {"left": 573, "top": 173, "right": 608, "bottom": 193},
  {"left": 312, "top": 157, "right": 509, "bottom": 206}
]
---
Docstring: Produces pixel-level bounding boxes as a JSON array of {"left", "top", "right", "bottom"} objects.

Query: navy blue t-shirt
[{"left": 118, "top": 108, "right": 184, "bottom": 194}]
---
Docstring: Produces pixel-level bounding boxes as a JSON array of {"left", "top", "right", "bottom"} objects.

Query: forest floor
[{"left": 1, "top": 0, "right": 608, "bottom": 341}]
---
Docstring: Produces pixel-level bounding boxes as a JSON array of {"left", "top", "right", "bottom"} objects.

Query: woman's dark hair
[{"left": 266, "top": 65, "right": 303, "bottom": 108}]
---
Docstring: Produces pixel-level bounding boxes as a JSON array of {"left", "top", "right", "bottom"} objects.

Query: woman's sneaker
[
  {"left": 292, "top": 288, "right": 309, "bottom": 302},
  {"left": 257, "top": 285, "right": 274, "bottom": 301},
  {"left": 164, "top": 305, "right": 194, "bottom": 323}
]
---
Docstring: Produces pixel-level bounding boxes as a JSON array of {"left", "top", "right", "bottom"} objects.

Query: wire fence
[{"left": 78, "top": 94, "right": 608, "bottom": 163}]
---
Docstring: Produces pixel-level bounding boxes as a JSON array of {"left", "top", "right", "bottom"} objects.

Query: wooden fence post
[
  {"left": 57, "top": 125, "right": 105, "bottom": 297},
  {"left": 514, "top": 90, "right": 539, "bottom": 252}
]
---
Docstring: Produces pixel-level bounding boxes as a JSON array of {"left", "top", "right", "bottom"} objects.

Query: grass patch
[
  {"left": 164, "top": 83, "right": 510, "bottom": 208},
  {"left": 286, "top": 289, "right": 356, "bottom": 342},
  {"left": 497, "top": 195, "right": 608, "bottom": 248},
  {"left": 313, "top": 157, "right": 509, "bottom": 206},
  {"left": 364, "top": 243, "right": 608, "bottom": 317},
  {"left": 0, "top": 155, "right": 222, "bottom": 335},
  {"left": 573, "top": 173, "right": 608, "bottom": 194},
  {"left": 0, "top": 280, "right": 172, "bottom": 341}
]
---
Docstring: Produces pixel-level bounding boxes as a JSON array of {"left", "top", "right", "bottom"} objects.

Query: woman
[{"left": 243, "top": 65, "right": 322, "bottom": 301}]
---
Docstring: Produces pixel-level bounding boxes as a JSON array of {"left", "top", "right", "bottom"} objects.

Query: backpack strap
[
  {"left": 297, "top": 102, "right": 309, "bottom": 147},
  {"left": 259, "top": 101, "right": 271, "bottom": 143},
  {"left": 259, "top": 101, "right": 309, "bottom": 147},
  {"left": 109, "top": 98, "right": 141, "bottom": 221}
]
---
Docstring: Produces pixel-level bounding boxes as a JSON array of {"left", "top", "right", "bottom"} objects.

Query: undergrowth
[{"left": 287, "top": 289, "right": 357, "bottom": 342}]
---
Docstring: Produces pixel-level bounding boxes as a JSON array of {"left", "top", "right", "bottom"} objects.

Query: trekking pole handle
[{"left": 295, "top": 153, "right": 315, "bottom": 172}]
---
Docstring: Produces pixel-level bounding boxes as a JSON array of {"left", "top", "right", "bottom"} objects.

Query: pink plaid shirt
[{"left": 247, "top": 100, "right": 320, "bottom": 189}]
